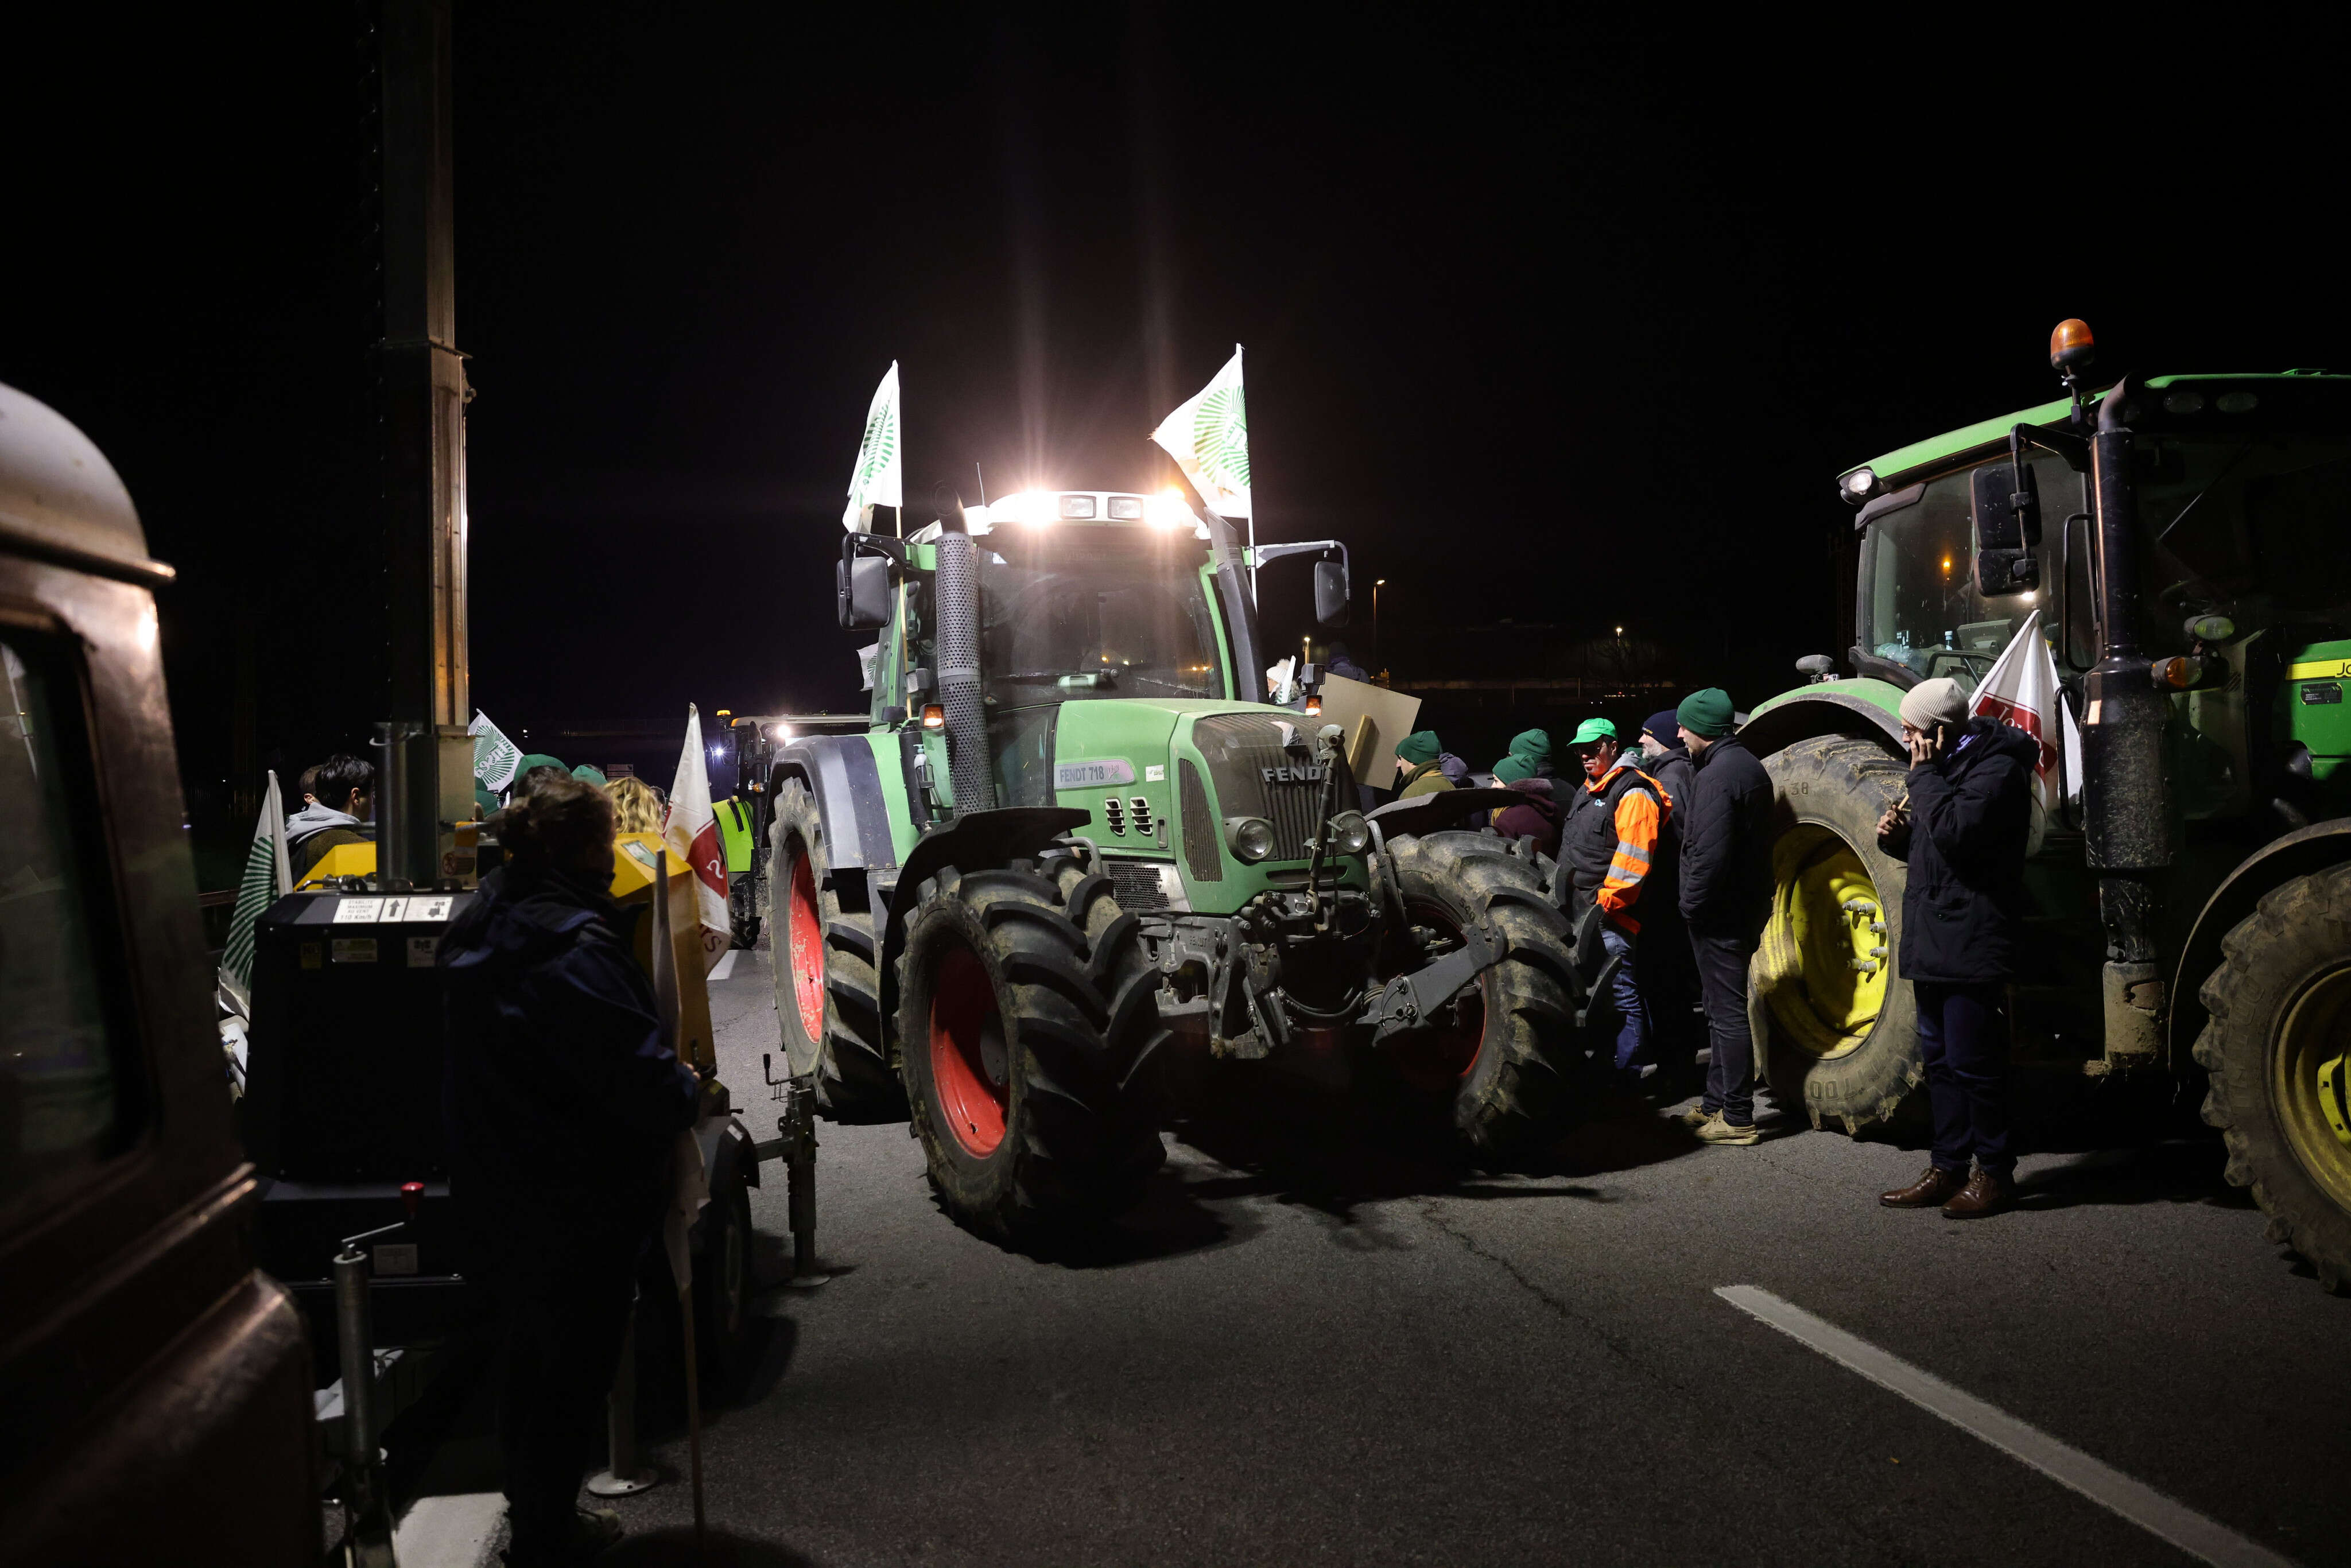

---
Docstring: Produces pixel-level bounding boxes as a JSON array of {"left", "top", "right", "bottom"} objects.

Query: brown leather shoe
[
  {"left": 1879, "top": 1166, "right": 1966, "bottom": 1208},
  {"left": 1942, "top": 1168, "right": 2014, "bottom": 1218}
]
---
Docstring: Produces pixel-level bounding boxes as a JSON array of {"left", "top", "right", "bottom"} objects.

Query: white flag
[
  {"left": 665, "top": 704, "right": 732, "bottom": 972},
  {"left": 468, "top": 709, "right": 522, "bottom": 793},
  {"left": 1970, "top": 611, "right": 2082, "bottom": 856},
  {"left": 841, "top": 361, "right": 903, "bottom": 529},
  {"left": 649, "top": 847, "right": 711, "bottom": 1298},
  {"left": 218, "top": 770, "right": 292, "bottom": 1014},
  {"left": 1151, "top": 346, "right": 1251, "bottom": 518}
]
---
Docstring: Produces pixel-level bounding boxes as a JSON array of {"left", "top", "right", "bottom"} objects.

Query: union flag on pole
[
  {"left": 1969, "top": 611, "right": 2083, "bottom": 856},
  {"left": 665, "top": 704, "right": 732, "bottom": 972}
]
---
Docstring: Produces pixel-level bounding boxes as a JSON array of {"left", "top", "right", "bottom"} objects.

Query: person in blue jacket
[
  {"left": 1873, "top": 677, "right": 2038, "bottom": 1218},
  {"left": 441, "top": 776, "right": 705, "bottom": 1566}
]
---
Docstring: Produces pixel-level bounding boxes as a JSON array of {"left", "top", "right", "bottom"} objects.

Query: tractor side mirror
[
  {"left": 1970, "top": 462, "right": 2042, "bottom": 597},
  {"left": 837, "top": 555, "right": 892, "bottom": 630},
  {"left": 1314, "top": 560, "right": 1352, "bottom": 627}
]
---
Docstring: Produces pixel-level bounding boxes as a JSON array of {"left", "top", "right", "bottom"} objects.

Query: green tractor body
[
  {"left": 1745, "top": 339, "right": 2351, "bottom": 1289},
  {"left": 763, "top": 491, "right": 1584, "bottom": 1240}
]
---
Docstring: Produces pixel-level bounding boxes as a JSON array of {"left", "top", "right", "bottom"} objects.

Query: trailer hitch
[{"left": 1364, "top": 919, "right": 1502, "bottom": 1049}]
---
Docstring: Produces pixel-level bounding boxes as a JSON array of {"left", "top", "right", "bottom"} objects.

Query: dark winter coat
[
  {"left": 1678, "top": 734, "right": 1774, "bottom": 938},
  {"left": 1493, "top": 777, "right": 1565, "bottom": 856},
  {"left": 1879, "top": 716, "right": 2036, "bottom": 985},
  {"left": 440, "top": 865, "right": 700, "bottom": 1243}
]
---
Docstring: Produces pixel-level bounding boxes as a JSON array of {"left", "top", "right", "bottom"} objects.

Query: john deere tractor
[
  {"left": 763, "top": 488, "right": 1586, "bottom": 1239},
  {"left": 1744, "top": 321, "right": 2351, "bottom": 1290}
]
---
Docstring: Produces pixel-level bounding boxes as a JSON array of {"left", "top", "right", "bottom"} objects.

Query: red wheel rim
[
  {"left": 786, "top": 844, "right": 825, "bottom": 1045},
  {"left": 1392, "top": 898, "right": 1487, "bottom": 1090},
  {"left": 929, "top": 943, "right": 1009, "bottom": 1156}
]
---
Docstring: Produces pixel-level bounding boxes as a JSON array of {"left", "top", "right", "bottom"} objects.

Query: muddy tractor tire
[
  {"left": 1383, "top": 829, "right": 1578, "bottom": 1153},
  {"left": 770, "top": 778, "right": 905, "bottom": 1123},
  {"left": 2193, "top": 863, "right": 2351, "bottom": 1294},
  {"left": 1751, "top": 735, "right": 1922, "bottom": 1134},
  {"left": 897, "top": 858, "right": 1165, "bottom": 1242}
]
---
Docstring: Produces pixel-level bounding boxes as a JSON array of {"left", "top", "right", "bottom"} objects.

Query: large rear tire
[
  {"left": 769, "top": 779, "right": 905, "bottom": 1123},
  {"left": 2193, "top": 863, "right": 2351, "bottom": 1293},
  {"left": 1383, "top": 830, "right": 1577, "bottom": 1152},
  {"left": 898, "top": 858, "right": 1165, "bottom": 1241},
  {"left": 1751, "top": 735, "right": 1922, "bottom": 1133}
]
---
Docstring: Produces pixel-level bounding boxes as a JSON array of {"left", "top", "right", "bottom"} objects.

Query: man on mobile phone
[{"left": 1874, "top": 677, "right": 2037, "bottom": 1218}]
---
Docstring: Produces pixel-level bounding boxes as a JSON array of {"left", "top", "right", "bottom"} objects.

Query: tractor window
[
  {"left": 977, "top": 528, "right": 1225, "bottom": 708},
  {"left": 1860, "top": 455, "right": 2081, "bottom": 693},
  {"left": 0, "top": 637, "right": 137, "bottom": 1232},
  {"left": 2140, "top": 436, "right": 2351, "bottom": 645}
]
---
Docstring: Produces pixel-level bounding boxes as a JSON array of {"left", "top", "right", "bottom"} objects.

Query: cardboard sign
[{"left": 1316, "top": 674, "right": 1423, "bottom": 791}]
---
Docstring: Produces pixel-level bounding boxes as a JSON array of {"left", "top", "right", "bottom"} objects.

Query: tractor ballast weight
[
  {"left": 771, "top": 486, "right": 1586, "bottom": 1240},
  {"left": 1745, "top": 327, "right": 2351, "bottom": 1291}
]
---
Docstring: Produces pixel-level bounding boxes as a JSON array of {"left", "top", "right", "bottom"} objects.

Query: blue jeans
[{"left": 1601, "top": 924, "right": 1651, "bottom": 1071}]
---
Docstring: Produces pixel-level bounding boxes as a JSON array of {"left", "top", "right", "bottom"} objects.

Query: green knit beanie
[
  {"left": 1506, "top": 728, "right": 1551, "bottom": 769},
  {"left": 1396, "top": 729, "right": 1441, "bottom": 766},
  {"left": 571, "top": 763, "right": 608, "bottom": 787},
  {"left": 1675, "top": 688, "right": 1736, "bottom": 739},
  {"left": 1493, "top": 752, "right": 1537, "bottom": 785}
]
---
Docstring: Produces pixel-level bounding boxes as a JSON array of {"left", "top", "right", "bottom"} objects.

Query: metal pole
[
  {"left": 787, "top": 1078, "right": 818, "bottom": 1278},
  {"left": 335, "top": 1244, "right": 399, "bottom": 1568},
  {"left": 585, "top": 1291, "right": 655, "bottom": 1497},
  {"left": 680, "top": 1284, "right": 707, "bottom": 1550}
]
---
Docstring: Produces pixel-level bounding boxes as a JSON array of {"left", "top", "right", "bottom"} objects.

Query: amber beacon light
[{"left": 2050, "top": 318, "right": 2096, "bottom": 372}]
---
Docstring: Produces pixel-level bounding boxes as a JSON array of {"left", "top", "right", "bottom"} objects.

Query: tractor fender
[
  {"left": 2169, "top": 817, "right": 2351, "bottom": 1065},
  {"left": 1739, "top": 685, "right": 1906, "bottom": 761},
  {"left": 769, "top": 733, "right": 897, "bottom": 871},
  {"left": 878, "top": 806, "right": 1093, "bottom": 1032}
]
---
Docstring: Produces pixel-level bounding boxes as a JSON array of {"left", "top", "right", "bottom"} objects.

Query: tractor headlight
[
  {"left": 1225, "top": 816, "right": 1275, "bottom": 863},
  {"left": 1328, "top": 811, "right": 1370, "bottom": 855}
]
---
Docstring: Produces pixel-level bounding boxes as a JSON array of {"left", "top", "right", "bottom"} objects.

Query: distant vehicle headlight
[
  {"left": 1225, "top": 816, "right": 1275, "bottom": 863},
  {"left": 1328, "top": 811, "right": 1370, "bottom": 855}
]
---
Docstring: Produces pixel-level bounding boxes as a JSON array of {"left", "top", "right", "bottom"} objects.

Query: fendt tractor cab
[
  {"left": 1743, "top": 321, "right": 2351, "bottom": 1290},
  {"left": 767, "top": 485, "right": 1588, "bottom": 1239}
]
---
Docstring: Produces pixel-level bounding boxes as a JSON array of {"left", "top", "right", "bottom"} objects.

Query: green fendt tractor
[
  {"left": 765, "top": 488, "right": 1586, "bottom": 1239},
  {"left": 1743, "top": 320, "right": 2351, "bottom": 1290}
]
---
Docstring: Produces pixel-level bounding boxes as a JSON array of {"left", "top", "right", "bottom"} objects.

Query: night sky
[{"left": 8, "top": 9, "right": 2344, "bottom": 875}]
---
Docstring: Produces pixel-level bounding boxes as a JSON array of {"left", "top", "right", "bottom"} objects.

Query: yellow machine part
[
  {"left": 1756, "top": 828, "right": 1889, "bottom": 1058},
  {"left": 611, "top": 831, "right": 716, "bottom": 1072},
  {"left": 293, "top": 841, "right": 377, "bottom": 889}
]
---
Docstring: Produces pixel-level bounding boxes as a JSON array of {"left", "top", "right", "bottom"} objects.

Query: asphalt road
[{"left": 514, "top": 949, "right": 2349, "bottom": 1567}]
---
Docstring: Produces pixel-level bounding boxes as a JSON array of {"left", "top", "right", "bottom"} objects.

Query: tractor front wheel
[
  {"left": 770, "top": 779, "right": 904, "bottom": 1123},
  {"left": 898, "top": 860, "right": 1165, "bottom": 1242},
  {"left": 2194, "top": 863, "right": 2351, "bottom": 1293},
  {"left": 1383, "top": 830, "right": 1577, "bottom": 1152}
]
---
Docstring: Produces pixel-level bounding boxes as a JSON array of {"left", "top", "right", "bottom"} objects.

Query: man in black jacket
[
  {"left": 441, "top": 778, "right": 705, "bottom": 1566},
  {"left": 1674, "top": 689, "right": 1774, "bottom": 1144},
  {"left": 1873, "top": 677, "right": 2037, "bottom": 1218}
]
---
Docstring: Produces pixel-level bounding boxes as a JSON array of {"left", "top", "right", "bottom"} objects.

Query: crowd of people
[
  {"left": 281, "top": 748, "right": 667, "bottom": 880},
  {"left": 1382, "top": 675, "right": 2032, "bottom": 1216}
]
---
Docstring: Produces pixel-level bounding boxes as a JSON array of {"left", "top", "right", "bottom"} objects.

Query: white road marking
[
  {"left": 709, "top": 949, "right": 739, "bottom": 981},
  {"left": 392, "top": 1490, "right": 505, "bottom": 1568},
  {"left": 1715, "top": 1286, "right": 2296, "bottom": 1568}
]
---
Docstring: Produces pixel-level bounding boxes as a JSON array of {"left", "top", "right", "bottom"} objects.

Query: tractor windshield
[{"left": 977, "top": 526, "right": 1226, "bottom": 707}]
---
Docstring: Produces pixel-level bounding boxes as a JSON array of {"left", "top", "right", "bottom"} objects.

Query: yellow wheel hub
[
  {"left": 1757, "top": 826, "right": 1888, "bottom": 1059},
  {"left": 2274, "top": 968, "right": 2351, "bottom": 1210}
]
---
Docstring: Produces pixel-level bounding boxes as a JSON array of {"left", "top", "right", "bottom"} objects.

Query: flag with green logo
[
  {"left": 218, "top": 769, "right": 292, "bottom": 1014},
  {"left": 470, "top": 709, "right": 522, "bottom": 793},
  {"left": 841, "top": 360, "right": 903, "bottom": 529},
  {"left": 1151, "top": 346, "right": 1251, "bottom": 518}
]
